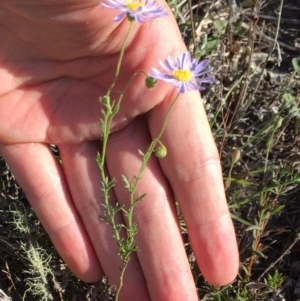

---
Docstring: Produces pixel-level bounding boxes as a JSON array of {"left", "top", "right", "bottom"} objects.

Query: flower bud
[
  {"left": 145, "top": 76, "right": 157, "bottom": 89},
  {"left": 231, "top": 148, "right": 241, "bottom": 165},
  {"left": 126, "top": 14, "right": 135, "bottom": 22},
  {"left": 155, "top": 145, "right": 167, "bottom": 158}
]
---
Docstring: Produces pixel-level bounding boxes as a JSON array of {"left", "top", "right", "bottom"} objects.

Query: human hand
[{"left": 0, "top": 1, "right": 239, "bottom": 300}]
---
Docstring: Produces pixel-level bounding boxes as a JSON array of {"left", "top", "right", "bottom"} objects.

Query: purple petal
[
  {"left": 158, "top": 60, "right": 170, "bottom": 72},
  {"left": 135, "top": 14, "right": 143, "bottom": 23},
  {"left": 103, "top": 0, "right": 167, "bottom": 23},
  {"left": 165, "top": 57, "right": 176, "bottom": 71},
  {"left": 198, "top": 76, "right": 213, "bottom": 83},
  {"left": 114, "top": 12, "right": 127, "bottom": 22},
  {"left": 150, "top": 69, "right": 173, "bottom": 81},
  {"left": 193, "top": 59, "right": 209, "bottom": 74},
  {"left": 180, "top": 53, "right": 185, "bottom": 68},
  {"left": 175, "top": 55, "right": 182, "bottom": 69},
  {"left": 182, "top": 52, "right": 191, "bottom": 69},
  {"left": 178, "top": 83, "right": 186, "bottom": 93},
  {"left": 186, "top": 81, "right": 201, "bottom": 90},
  {"left": 150, "top": 52, "right": 213, "bottom": 93}
]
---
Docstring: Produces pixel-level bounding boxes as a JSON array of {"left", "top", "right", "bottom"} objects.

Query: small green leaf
[
  {"left": 230, "top": 213, "right": 251, "bottom": 226},
  {"left": 245, "top": 225, "right": 262, "bottom": 231},
  {"left": 292, "top": 58, "right": 300, "bottom": 75},
  {"left": 283, "top": 92, "right": 295, "bottom": 105},
  {"left": 229, "top": 177, "right": 257, "bottom": 186},
  {"left": 200, "top": 33, "right": 207, "bottom": 51},
  {"left": 253, "top": 250, "right": 267, "bottom": 259},
  {"left": 235, "top": 15, "right": 244, "bottom": 32},
  {"left": 213, "top": 20, "right": 228, "bottom": 33},
  {"left": 269, "top": 205, "right": 285, "bottom": 216},
  {"left": 273, "top": 117, "right": 283, "bottom": 131},
  {"left": 199, "top": 36, "right": 220, "bottom": 56},
  {"left": 241, "top": 264, "right": 250, "bottom": 276},
  {"left": 134, "top": 193, "right": 147, "bottom": 204},
  {"left": 240, "top": 0, "right": 255, "bottom": 7}
]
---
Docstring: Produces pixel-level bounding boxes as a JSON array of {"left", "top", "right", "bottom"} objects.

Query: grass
[{"left": 1, "top": 0, "right": 300, "bottom": 300}]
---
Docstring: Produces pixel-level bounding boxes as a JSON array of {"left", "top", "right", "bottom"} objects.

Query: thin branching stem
[
  {"left": 98, "top": 22, "right": 135, "bottom": 245},
  {"left": 127, "top": 93, "right": 180, "bottom": 229},
  {"left": 96, "top": 21, "right": 161, "bottom": 301},
  {"left": 99, "top": 22, "right": 135, "bottom": 171}
]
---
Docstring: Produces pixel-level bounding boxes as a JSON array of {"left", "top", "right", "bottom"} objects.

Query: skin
[{"left": 0, "top": 1, "right": 239, "bottom": 300}]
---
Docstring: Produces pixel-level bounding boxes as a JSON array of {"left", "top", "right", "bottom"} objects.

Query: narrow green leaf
[
  {"left": 283, "top": 92, "right": 294, "bottom": 106},
  {"left": 228, "top": 177, "right": 257, "bottom": 186},
  {"left": 253, "top": 250, "right": 267, "bottom": 259},
  {"left": 230, "top": 213, "right": 251, "bottom": 226},
  {"left": 292, "top": 58, "right": 300, "bottom": 75},
  {"left": 269, "top": 205, "right": 285, "bottom": 216},
  {"left": 213, "top": 20, "right": 228, "bottom": 33},
  {"left": 245, "top": 225, "right": 261, "bottom": 231},
  {"left": 235, "top": 15, "right": 244, "bottom": 32}
]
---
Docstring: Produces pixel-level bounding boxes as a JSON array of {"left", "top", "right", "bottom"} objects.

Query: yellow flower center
[
  {"left": 125, "top": 0, "right": 143, "bottom": 11},
  {"left": 172, "top": 69, "right": 192, "bottom": 82}
]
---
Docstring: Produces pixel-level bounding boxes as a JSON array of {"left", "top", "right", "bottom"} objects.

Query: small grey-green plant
[{"left": 9, "top": 203, "right": 54, "bottom": 301}]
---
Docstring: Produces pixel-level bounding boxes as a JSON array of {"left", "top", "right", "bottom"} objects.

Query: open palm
[{"left": 0, "top": 1, "right": 239, "bottom": 300}]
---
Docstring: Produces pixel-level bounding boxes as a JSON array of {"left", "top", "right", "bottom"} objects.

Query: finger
[
  {"left": 147, "top": 90, "right": 239, "bottom": 285},
  {"left": 58, "top": 141, "right": 151, "bottom": 301},
  {"left": 0, "top": 142, "right": 103, "bottom": 282},
  {"left": 106, "top": 117, "right": 199, "bottom": 301}
]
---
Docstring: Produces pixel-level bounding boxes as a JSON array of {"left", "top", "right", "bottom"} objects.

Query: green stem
[
  {"left": 99, "top": 21, "right": 134, "bottom": 170},
  {"left": 115, "top": 263, "right": 129, "bottom": 301},
  {"left": 106, "top": 21, "right": 134, "bottom": 97},
  {"left": 264, "top": 132, "right": 274, "bottom": 173},
  {"left": 119, "top": 70, "right": 149, "bottom": 97},
  {"left": 98, "top": 21, "right": 135, "bottom": 240},
  {"left": 127, "top": 93, "right": 180, "bottom": 228},
  {"left": 113, "top": 93, "right": 181, "bottom": 301},
  {"left": 99, "top": 71, "right": 147, "bottom": 171}
]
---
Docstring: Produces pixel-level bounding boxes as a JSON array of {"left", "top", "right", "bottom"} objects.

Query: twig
[
  {"left": 241, "top": 23, "right": 300, "bottom": 53},
  {"left": 258, "top": 232, "right": 300, "bottom": 281},
  {"left": 243, "top": 11, "right": 300, "bottom": 25},
  {"left": 241, "top": 0, "right": 285, "bottom": 113},
  {"left": 0, "top": 289, "right": 12, "bottom": 301},
  {"left": 187, "top": 0, "right": 196, "bottom": 54},
  {"left": 219, "top": 0, "right": 258, "bottom": 155}
]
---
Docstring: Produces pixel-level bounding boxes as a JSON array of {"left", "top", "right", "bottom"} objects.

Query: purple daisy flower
[
  {"left": 102, "top": 0, "right": 167, "bottom": 23},
  {"left": 150, "top": 52, "right": 214, "bottom": 93}
]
